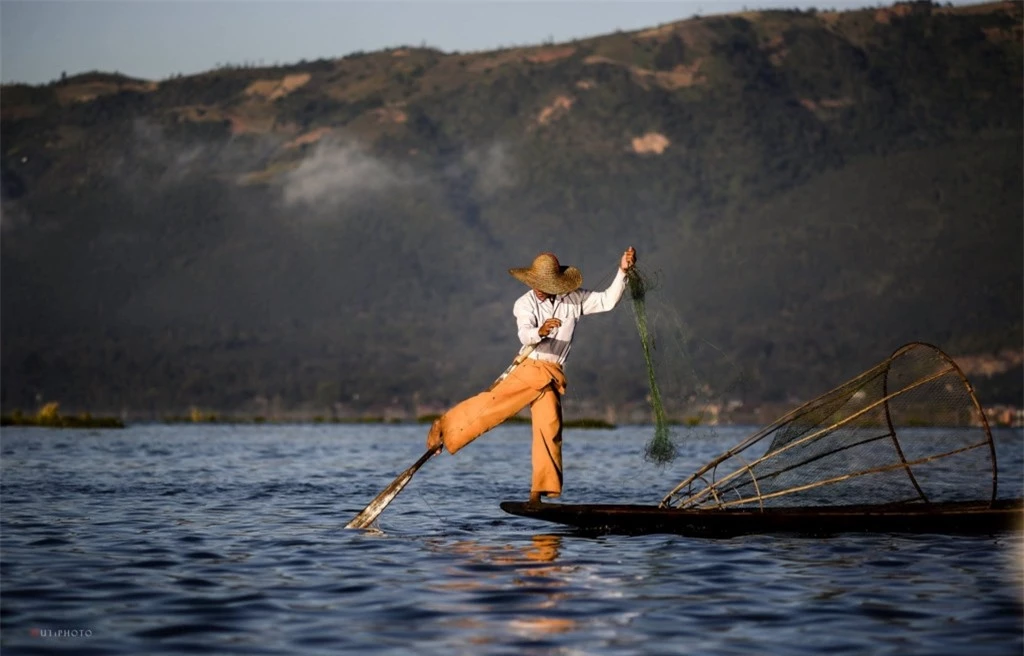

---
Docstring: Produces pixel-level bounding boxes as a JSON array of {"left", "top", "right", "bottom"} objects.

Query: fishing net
[
  {"left": 627, "top": 267, "right": 675, "bottom": 464},
  {"left": 625, "top": 266, "right": 747, "bottom": 465},
  {"left": 661, "top": 342, "right": 997, "bottom": 509}
]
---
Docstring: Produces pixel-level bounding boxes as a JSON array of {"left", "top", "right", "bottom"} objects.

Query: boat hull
[{"left": 499, "top": 499, "right": 1024, "bottom": 537}]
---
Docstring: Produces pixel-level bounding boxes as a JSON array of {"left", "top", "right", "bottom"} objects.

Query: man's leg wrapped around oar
[{"left": 428, "top": 359, "right": 567, "bottom": 501}]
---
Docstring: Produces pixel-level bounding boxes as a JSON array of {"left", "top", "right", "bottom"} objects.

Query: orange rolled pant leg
[
  {"left": 529, "top": 384, "right": 563, "bottom": 498},
  {"left": 437, "top": 359, "right": 567, "bottom": 497}
]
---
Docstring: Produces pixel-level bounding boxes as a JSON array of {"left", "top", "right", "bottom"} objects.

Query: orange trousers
[{"left": 436, "top": 359, "right": 567, "bottom": 498}]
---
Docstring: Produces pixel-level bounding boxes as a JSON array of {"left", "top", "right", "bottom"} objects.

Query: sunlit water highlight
[{"left": 2, "top": 424, "right": 1021, "bottom": 654}]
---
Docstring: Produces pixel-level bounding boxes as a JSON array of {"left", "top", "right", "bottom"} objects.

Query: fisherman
[{"left": 427, "top": 247, "right": 637, "bottom": 504}]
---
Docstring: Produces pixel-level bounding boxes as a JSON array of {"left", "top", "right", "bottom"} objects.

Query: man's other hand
[{"left": 539, "top": 318, "right": 562, "bottom": 337}]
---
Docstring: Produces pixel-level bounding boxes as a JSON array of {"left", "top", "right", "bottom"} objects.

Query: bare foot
[
  {"left": 426, "top": 419, "right": 443, "bottom": 451},
  {"left": 528, "top": 491, "right": 543, "bottom": 506}
]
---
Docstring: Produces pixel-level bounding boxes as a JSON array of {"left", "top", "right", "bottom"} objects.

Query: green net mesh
[
  {"left": 627, "top": 267, "right": 675, "bottom": 464},
  {"left": 661, "top": 342, "right": 997, "bottom": 509},
  {"left": 625, "top": 266, "right": 747, "bottom": 465}
]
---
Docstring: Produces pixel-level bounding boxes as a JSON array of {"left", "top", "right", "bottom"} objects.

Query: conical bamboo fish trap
[{"left": 661, "top": 343, "right": 998, "bottom": 510}]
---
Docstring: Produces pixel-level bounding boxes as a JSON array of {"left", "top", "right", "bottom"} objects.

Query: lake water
[{"left": 2, "top": 424, "right": 1021, "bottom": 655}]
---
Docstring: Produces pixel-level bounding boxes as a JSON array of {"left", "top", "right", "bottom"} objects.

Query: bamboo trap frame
[{"left": 661, "top": 343, "right": 998, "bottom": 511}]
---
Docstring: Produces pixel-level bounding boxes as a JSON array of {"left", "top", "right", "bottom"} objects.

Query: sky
[{"left": 0, "top": 0, "right": 990, "bottom": 85}]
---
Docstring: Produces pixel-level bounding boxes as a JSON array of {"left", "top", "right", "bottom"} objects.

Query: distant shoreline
[
  {"left": 4, "top": 414, "right": 1019, "bottom": 430},
  {"left": 1, "top": 413, "right": 124, "bottom": 429}
]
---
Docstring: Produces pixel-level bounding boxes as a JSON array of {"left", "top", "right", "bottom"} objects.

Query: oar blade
[
  {"left": 345, "top": 447, "right": 438, "bottom": 529},
  {"left": 345, "top": 470, "right": 418, "bottom": 529}
]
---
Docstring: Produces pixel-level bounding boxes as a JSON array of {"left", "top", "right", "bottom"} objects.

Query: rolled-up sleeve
[
  {"left": 580, "top": 268, "right": 628, "bottom": 315},
  {"left": 514, "top": 296, "right": 543, "bottom": 345}
]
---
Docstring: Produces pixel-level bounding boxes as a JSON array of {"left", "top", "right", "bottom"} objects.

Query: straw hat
[{"left": 509, "top": 252, "right": 582, "bottom": 295}]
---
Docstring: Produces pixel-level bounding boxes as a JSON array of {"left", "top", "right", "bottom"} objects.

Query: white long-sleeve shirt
[{"left": 513, "top": 268, "right": 628, "bottom": 366}]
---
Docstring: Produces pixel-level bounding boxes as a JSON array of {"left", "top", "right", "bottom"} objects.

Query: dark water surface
[{"left": 2, "top": 424, "right": 1021, "bottom": 655}]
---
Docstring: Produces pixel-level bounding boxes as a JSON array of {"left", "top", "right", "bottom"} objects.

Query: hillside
[{"left": 1, "top": 1, "right": 1021, "bottom": 420}]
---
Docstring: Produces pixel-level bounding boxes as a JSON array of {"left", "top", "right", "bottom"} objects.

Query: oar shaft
[{"left": 487, "top": 344, "right": 536, "bottom": 391}]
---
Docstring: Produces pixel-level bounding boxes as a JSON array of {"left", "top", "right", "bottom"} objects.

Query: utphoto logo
[{"left": 30, "top": 627, "right": 93, "bottom": 638}]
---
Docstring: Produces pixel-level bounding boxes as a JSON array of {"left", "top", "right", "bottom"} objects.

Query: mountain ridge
[{"left": 2, "top": 0, "right": 1021, "bottom": 419}]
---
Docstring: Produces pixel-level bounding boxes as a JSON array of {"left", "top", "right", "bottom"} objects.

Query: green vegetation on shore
[
  {"left": 160, "top": 413, "right": 407, "bottom": 424},
  {"left": 1, "top": 402, "right": 124, "bottom": 428}
]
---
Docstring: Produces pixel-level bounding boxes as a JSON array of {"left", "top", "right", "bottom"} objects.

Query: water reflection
[
  {"left": 440, "top": 533, "right": 563, "bottom": 566},
  {"left": 510, "top": 535, "right": 578, "bottom": 636},
  {"left": 524, "top": 534, "right": 561, "bottom": 564},
  {"left": 429, "top": 533, "right": 584, "bottom": 644}
]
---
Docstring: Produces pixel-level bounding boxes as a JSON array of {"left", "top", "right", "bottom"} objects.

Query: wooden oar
[{"left": 345, "top": 344, "right": 537, "bottom": 529}]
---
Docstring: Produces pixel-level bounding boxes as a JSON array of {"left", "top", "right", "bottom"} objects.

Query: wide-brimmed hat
[{"left": 509, "top": 252, "right": 582, "bottom": 295}]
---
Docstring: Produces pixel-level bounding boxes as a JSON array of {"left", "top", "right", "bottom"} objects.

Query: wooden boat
[{"left": 500, "top": 498, "right": 1024, "bottom": 537}]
